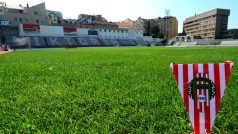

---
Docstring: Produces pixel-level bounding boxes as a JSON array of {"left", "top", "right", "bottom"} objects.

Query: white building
[
  {"left": 79, "top": 27, "right": 144, "bottom": 40},
  {"left": 19, "top": 24, "right": 144, "bottom": 40}
]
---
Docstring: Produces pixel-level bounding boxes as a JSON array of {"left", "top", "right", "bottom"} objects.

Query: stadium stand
[
  {"left": 220, "top": 40, "right": 238, "bottom": 46},
  {"left": 2, "top": 24, "right": 163, "bottom": 47},
  {"left": 168, "top": 41, "right": 176, "bottom": 46},
  {"left": 29, "top": 37, "right": 47, "bottom": 47},
  {"left": 135, "top": 40, "right": 150, "bottom": 46},
  {"left": 5, "top": 36, "right": 17, "bottom": 46},
  {"left": 99, "top": 38, "right": 120, "bottom": 46},
  {"left": 196, "top": 40, "right": 221, "bottom": 45},
  {"left": 147, "top": 41, "right": 164, "bottom": 46},
  {"left": 174, "top": 42, "right": 181, "bottom": 46},
  {"left": 45, "top": 37, "right": 78, "bottom": 46},
  {"left": 76, "top": 37, "right": 103, "bottom": 46},
  {"left": 0, "top": 26, "right": 18, "bottom": 36},
  {"left": 180, "top": 42, "right": 198, "bottom": 46},
  {"left": 6, "top": 36, "right": 156, "bottom": 47},
  {"left": 118, "top": 39, "right": 137, "bottom": 46}
]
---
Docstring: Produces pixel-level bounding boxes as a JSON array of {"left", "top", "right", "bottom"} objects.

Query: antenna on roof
[{"left": 165, "top": 9, "right": 170, "bottom": 17}]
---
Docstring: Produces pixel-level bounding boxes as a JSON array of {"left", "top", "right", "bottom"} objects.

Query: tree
[
  {"left": 151, "top": 25, "right": 159, "bottom": 38},
  {"left": 177, "top": 29, "right": 187, "bottom": 36},
  {"left": 182, "top": 29, "right": 187, "bottom": 36},
  {"left": 158, "top": 33, "right": 164, "bottom": 38},
  {"left": 1, "top": 34, "right": 6, "bottom": 44}
]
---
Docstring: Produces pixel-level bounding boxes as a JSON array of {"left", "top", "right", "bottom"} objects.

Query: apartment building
[
  {"left": 158, "top": 16, "right": 178, "bottom": 39},
  {"left": 0, "top": 2, "right": 64, "bottom": 27},
  {"left": 133, "top": 17, "right": 159, "bottom": 36},
  {"left": 75, "top": 14, "right": 118, "bottom": 28},
  {"left": 183, "top": 8, "right": 230, "bottom": 39},
  {"left": 0, "top": 2, "right": 52, "bottom": 26}
]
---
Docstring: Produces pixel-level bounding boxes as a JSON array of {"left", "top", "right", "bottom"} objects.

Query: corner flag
[{"left": 170, "top": 61, "right": 234, "bottom": 134}]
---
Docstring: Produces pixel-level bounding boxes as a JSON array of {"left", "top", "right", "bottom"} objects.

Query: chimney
[{"left": 27, "top": 3, "right": 29, "bottom": 8}]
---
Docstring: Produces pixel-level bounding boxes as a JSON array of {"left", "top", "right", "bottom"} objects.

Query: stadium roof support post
[{"left": 28, "top": 37, "right": 31, "bottom": 49}]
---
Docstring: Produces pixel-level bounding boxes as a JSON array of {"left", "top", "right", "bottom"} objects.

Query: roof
[
  {"left": 184, "top": 8, "right": 230, "bottom": 22},
  {"left": 5, "top": 3, "right": 24, "bottom": 10}
]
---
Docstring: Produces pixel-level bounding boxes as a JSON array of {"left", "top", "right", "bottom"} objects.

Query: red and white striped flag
[{"left": 170, "top": 61, "right": 234, "bottom": 134}]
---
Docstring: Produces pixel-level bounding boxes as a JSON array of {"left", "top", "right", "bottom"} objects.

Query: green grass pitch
[{"left": 0, "top": 47, "right": 238, "bottom": 133}]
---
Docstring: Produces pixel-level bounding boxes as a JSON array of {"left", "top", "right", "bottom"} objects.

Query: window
[
  {"left": 14, "top": 18, "right": 18, "bottom": 22},
  {"left": 36, "top": 19, "right": 39, "bottom": 23},
  {"left": 19, "top": 18, "right": 22, "bottom": 22},
  {"left": 104, "top": 29, "right": 106, "bottom": 32},
  {"left": 41, "top": 20, "right": 44, "bottom": 23},
  {"left": 88, "top": 30, "right": 98, "bottom": 35},
  {"left": 0, "top": 9, "right": 2, "bottom": 12},
  {"left": 7, "top": 9, "right": 22, "bottom": 13},
  {"left": 34, "top": 11, "right": 38, "bottom": 15},
  {"left": 34, "top": 11, "right": 41, "bottom": 16}
]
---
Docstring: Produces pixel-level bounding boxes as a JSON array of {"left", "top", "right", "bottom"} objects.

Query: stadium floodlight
[{"left": 165, "top": 9, "right": 170, "bottom": 16}]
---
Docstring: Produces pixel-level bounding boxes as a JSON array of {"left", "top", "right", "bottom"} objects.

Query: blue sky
[{"left": 5, "top": 0, "right": 238, "bottom": 32}]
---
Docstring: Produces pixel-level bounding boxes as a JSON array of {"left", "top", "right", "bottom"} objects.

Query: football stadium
[{"left": 1, "top": 1, "right": 238, "bottom": 133}]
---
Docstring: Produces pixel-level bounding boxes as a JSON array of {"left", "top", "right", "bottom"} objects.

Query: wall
[
  {"left": 19, "top": 24, "right": 64, "bottom": 37},
  {"left": 77, "top": 28, "right": 90, "bottom": 37},
  {"left": 128, "top": 29, "right": 143, "bottom": 40},
  {"left": 97, "top": 28, "right": 129, "bottom": 39},
  {"left": 41, "top": 25, "right": 64, "bottom": 36}
]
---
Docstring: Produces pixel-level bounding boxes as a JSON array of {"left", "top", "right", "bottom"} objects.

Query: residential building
[
  {"left": 75, "top": 14, "right": 118, "bottom": 28},
  {"left": 0, "top": 2, "right": 51, "bottom": 26},
  {"left": 183, "top": 8, "right": 230, "bottom": 39},
  {"left": 222, "top": 29, "right": 238, "bottom": 39},
  {"left": 47, "top": 10, "right": 63, "bottom": 24},
  {"left": 158, "top": 16, "right": 178, "bottom": 39},
  {"left": 133, "top": 17, "right": 159, "bottom": 36},
  {"left": 116, "top": 18, "right": 134, "bottom": 29}
]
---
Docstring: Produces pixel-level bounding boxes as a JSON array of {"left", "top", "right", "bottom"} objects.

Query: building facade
[
  {"left": 133, "top": 17, "right": 158, "bottom": 36},
  {"left": 0, "top": 2, "right": 50, "bottom": 27},
  {"left": 116, "top": 18, "right": 134, "bottom": 29},
  {"left": 133, "top": 16, "right": 178, "bottom": 39},
  {"left": 47, "top": 10, "right": 63, "bottom": 25},
  {"left": 222, "top": 29, "right": 238, "bottom": 39},
  {"left": 75, "top": 14, "right": 118, "bottom": 28},
  {"left": 158, "top": 16, "right": 178, "bottom": 39},
  {"left": 183, "top": 8, "right": 230, "bottom": 39}
]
